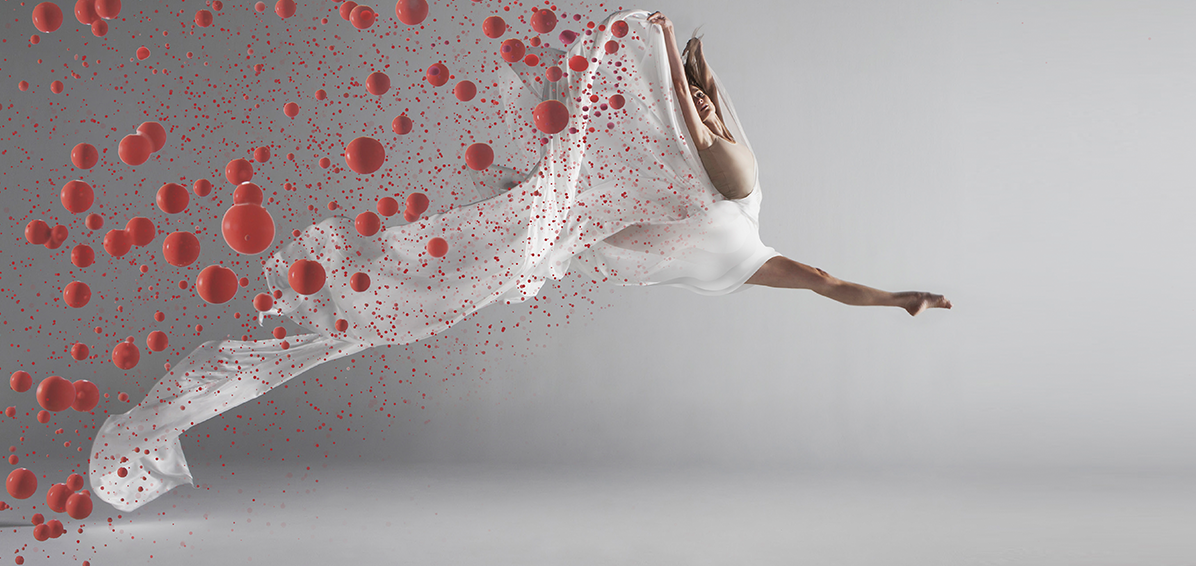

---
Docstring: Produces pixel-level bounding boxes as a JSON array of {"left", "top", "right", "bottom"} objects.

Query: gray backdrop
[{"left": 1, "top": 0, "right": 1191, "bottom": 483}]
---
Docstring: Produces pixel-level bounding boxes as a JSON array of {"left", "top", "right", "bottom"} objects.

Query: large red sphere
[
  {"left": 500, "top": 39, "right": 526, "bottom": 63},
  {"left": 425, "top": 63, "right": 449, "bottom": 87},
  {"left": 46, "top": 483, "right": 71, "bottom": 513},
  {"left": 36, "top": 376, "right": 75, "bottom": 412},
  {"left": 232, "top": 182, "right": 264, "bottom": 205},
  {"left": 288, "top": 260, "right": 326, "bottom": 295},
  {"left": 146, "top": 331, "right": 168, "bottom": 352},
  {"left": 95, "top": 0, "right": 120, "bottom": 19},
  {"left": 426, "top": 237, "right": 449, "bottom": 258},
  {"left": 533, "top": 100, "right": 570, "bottom": 134},
  {"left": 377, "top": 196, "right": 399, "bottom": 216},
  {"left": 349, "top": 5, "right": 375, "bottom": 29},
  {"left": 71, "top": 244, "right": 95, "bottom": 268},
  {"left": 453, "top": 80, "right": 477, "bottom": 102},
  {"left": 530, "top": 9, "right": 556, "bottom": 34},
  {"left": 391, "top": 115, "right": 413, "bottom": 135},
  {"left": 253, "top": 293, "right": 274, "bottom": 312},
  {"left": 25, "top": 220, "right": 51, "bottom": 244},
  {"left": 464, "top": 143, "right": 494, "bottom": 171},
  {"left": 32, "top": 2, "right": 64, "bottom": 33},
  {"left": 274, "top": 0, "right": 296, "bottom": 18},
  {"left": 406, "top": 192, "right": 429, "bottom": 214},
  {"left": 72, "top": 379, "right": 99, "bottom": 412},
  {"left": 102, "top": 229, "right": 133, "bottom": 257},
  {"left": 157, "top": 182, "right": 189, "bottom": 213},
  {"left": 70, "top": 343, "right": 90, "bottom": 360},
  {"left": 350, "top": 272, "right": 371, "bottom": 292},
  {"left": 194, "top": 8, "right": 213, "bottom": 26},
  {"left": 6, "top": 469, "right": 37, "bottom": 500},
  {"left": 136, "top": 121, "right": 166, "bottom": 152},
  {"left": 162, "top": 231, "right": 200, "bottom": 266},
  {"left": 125, "top": 217, "right": 156, "bottom": 247},
  {"left": 394, "top": 0, "right": 427, "bottom": 25},
  {"left": 611, "top": 20, "right": 629, "bottom": 38},
  {"left": 193, "top": 178, "right": 213, "bottom": 197},
  {"left": 344, "top": 137, "right": 385, "bottom": 174},
  {"left": 63, "top": 281, "right": 91, "bottom": 308},
  {"left": 222, "top": 204, "right": 275, "bottom": 255},
  {"left": 71, "top": 143, "right": 98, "bottom": 169},
  {"left": 355, "top": 212, "right": 381, "bottom": 236},
  {"left": 225, "top": 158, "right": 254, "bottom": 184},
  {"left": 366, "top": 71, "right": 390, "bottom": 95},
  {"left": 118, "top": 134, "right": 153, "bottom": 166},
  {"left": 10, "top": 371, "right": 33, "bottom": 393},
  {"left": 483, "top": 16, "right": 505, "bottom": 38},
  {"left": 196, "top": 265, "right": 239, "bottom": 304},
  {"left": 75, "top": 0, "right": 98, "bottom": 24},
  {"left": 111, "top": 342, "right": 140, "bottom": 370},
  {"left": 60, "top": 180, "right": 94, "bottom": 214},
  {"left": 66, "top": 492, "right": 93, "bottom": 519}
]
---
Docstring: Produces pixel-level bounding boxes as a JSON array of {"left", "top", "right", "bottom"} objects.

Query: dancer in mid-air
[
  {"left": 90, "top": 9, "right": 951, "bottom": 511},
  {"left": 646, "top": 10, "right": 952, "bottom": 316}
]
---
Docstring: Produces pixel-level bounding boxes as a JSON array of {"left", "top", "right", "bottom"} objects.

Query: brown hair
[{"left": 681, "top": 26, "right": 735, "bottom": 143}]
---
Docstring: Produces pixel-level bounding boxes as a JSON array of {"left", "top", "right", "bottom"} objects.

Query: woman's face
[{"left": 690, "top": 85, "right": 715, "bottom": 121}]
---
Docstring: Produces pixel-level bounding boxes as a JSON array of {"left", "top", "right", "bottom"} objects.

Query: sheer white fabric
[{"left": 89, "top": 9, "right": 781, "bottom": 510}]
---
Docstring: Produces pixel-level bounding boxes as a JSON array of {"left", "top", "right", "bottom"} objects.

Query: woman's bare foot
[{"left": 900, "top": 292, "right": 953, "bottom": 317}]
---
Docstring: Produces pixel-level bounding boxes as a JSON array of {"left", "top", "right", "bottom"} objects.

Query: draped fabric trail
[{"left": 89, "top": 9, "right": 781, "bottom": 511}]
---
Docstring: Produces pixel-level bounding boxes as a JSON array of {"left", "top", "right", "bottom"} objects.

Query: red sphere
[
  {"left": 36, "top": 376, "right": 75, "bottom": 412},
  {"left": 222, "top": 204, "right": 275, "bottom": 255},
  {"left": 349, "top": 5, "right": 375, "bottom": 29},
  {"left": 156, "top": 182, "right": 189, "bottom": 213},
  {"left": 605, "top": 40, "right": 620, "bottom": 55},
  {"left": 482, "top": 16, "right": 506, "bottom": 39},
  {"left": 63, "top": 281, "right": 91, "bottom": 308},
  {"left": 196, "top": 265, "right": 239, "bottom": 304},
  {"left": 66, "top": 474, "right": 84, "bottom": 492},
  {"left": 392, "top": 114, "right": 413, "bottom": 135},
  {"left": 500, "top": 39, "right": 526, "bottom": 63},
  {"left": 85, "top": 213, "right": 104, "bottom": 230},
  {"left": 193, "top": 178, "right": 213, "bottom": 197},
  {"left": 95, "top": 0, "right": 120, "bottom": 19},
  {"left": 102, "top": 229, "right": 133, "bottom": 257},
  {"left": 546, "top": 65, "right": 563, "bottom": 82},
  {"left": 65, "top": 492, "right": 93, "bottom": 520},
  {"left": 424, "top": 63, "right": 449, "bottom": 87},
  {"left": 366, "top": 71, "right": 390, "bottom": 95},
  {"left": 32, "top": 2, "right": 64, "bottom": 33},
  {"left": 344, "top": 137, "right": 385, "bottom": 174},
  {"left": 426, "top": 237, "right": 448, "bottom": 258},
  {"left": 453, "top": 80, "right": 477, "bottom": 102},
  {"left": 350, "top": 272, "right": 371, "bottom": 292},
  {"left": 25, "top": 219, "right": 51, "bottom": 244},
  {"left": 75, "top": 0, "right": 98, "bottom": 24},
  {"left": 283, "top": 102, "right": 299, "bottom": 117},
  {"left": 118, "top": 134, "right": 153, "bottom": 166},
  {"left": 71, "top": 143, "right": 98, "bottom": 169},
  {"left": 611, "top": 20, "right": 629, "bottom": 38},
  {"left": 253, "top": 146, "right": 271, "bottom": 162},
  {"left": 6, "top": 469, "right": 37, "bottom": 500},
  {"left": 71, "top": 244, "right": 94, "bottom": 268},
  {"left": 60, "top": 180, "right": 94, "bottom": 214},
  {"left": 225, "top": 158, "right": 254, "bottom": 184},
  {"left": 608, "top": 94, "right": 626, "bottom": 110},
  {"left": 146, "top": 331, "right": 168, "bottom": 352},
  {"left": 288, "top": 260, "right": 326, "bottom": 295},
  {"left": 47, "top": 224, "right": 68, "bottom": 249},
  {"left": 125, "top": 217, "right": 156, "bottom": 247},
  {"left": 72, "top": 379, "right": 99, "bottom": 411},
  {"left": 46, "top": 483, "right": 71, "bottom": 513},
  {"left": 533, "top": 100, "right": 570, "bottom": 134},
  {"left": 406, "top": 192, "right": 429, "bottom": 214},
  {"left": 194, "top": 9, "right": 212, "bottom": 26},
  {"left": 70, "top": 343, "right": 90, "bottom": 361},
  {"left": 377, "top": 196, "right": 399, "bottom": 216},
  {"left": 162, "top": 231, "right": 200, "bottom": 267},
  {"left": 91, "top": 18, "right": 107, "bottom": 36},
  {"left": 355, "top": 212, "right": 381, "bottom": 236},
  {"left": 136, "top": 121, "right": 166, "bottom": 152},
  {"left": 464, "top": 143, "right": 494, "bottom": 171},
  {"left": 394, "top": 0, "right": 427, "bottom": 25},
  {"left": 253, "top": 293, "right": 274, "bottom": 312},
  {"left": 274, "top": 0, "right": 296, "bottom": 18},
  {"left": 10, "top": 371, "right": 33, "bottom": 393},
  {"left": 530, "top": 9, "right": 556, "bottom": 34},
  {"left": 111, "top": 342, "right": 140, "bottom": 370},
  {"left": 338, "top": 1, "right": 356, "bottom": 20},
  {"left": 569, "top": 55, "right": 589, "bottom": 72},
  {"left": 232, "top": 182, "right": 264, "bottom": 205}
]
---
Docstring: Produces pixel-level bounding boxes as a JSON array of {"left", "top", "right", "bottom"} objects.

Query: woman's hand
[{"left": 647, "top": 11, "right": 674, "bottom": 35}]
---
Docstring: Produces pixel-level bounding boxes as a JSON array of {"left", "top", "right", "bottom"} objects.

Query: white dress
[{"left": 89, "top": 9, "right": 781, "bottom": 510}]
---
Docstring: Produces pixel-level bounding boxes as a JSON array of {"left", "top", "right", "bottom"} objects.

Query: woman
[
  {"left": 647, "top": 11, "right": 952, "bottom": 316},
  {"left": 89, "top": 9, "right": 951, "bottom": 512}
]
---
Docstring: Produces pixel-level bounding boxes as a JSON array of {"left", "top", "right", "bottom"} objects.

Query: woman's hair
[{"left": 681, "top": 25, "right": 735, "bottom": 143}]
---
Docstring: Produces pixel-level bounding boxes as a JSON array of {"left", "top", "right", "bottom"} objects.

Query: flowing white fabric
[{"left": 89, "top": 9, "right": 781, "bottom": 510}]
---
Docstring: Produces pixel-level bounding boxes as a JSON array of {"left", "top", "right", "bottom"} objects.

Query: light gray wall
[{"left": 2, "top": 0, "right": 1191, "bottom": 476}]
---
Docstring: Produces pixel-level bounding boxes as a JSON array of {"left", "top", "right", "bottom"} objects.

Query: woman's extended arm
[{"left": 648, "top": 12, "right": 713, "bottom": 149}]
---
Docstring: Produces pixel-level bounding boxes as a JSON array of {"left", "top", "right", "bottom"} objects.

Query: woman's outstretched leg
[{"left": 745, "top": 256, "right": 952, "bottom": 316}]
